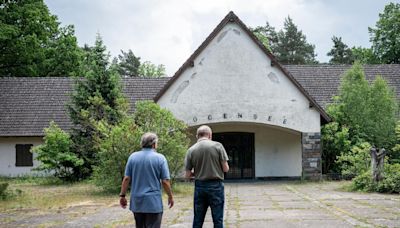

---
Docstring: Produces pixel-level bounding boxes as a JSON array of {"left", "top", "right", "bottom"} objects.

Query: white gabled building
[{"left": 1, "top": 12, "right": 399, "bottom": 179}]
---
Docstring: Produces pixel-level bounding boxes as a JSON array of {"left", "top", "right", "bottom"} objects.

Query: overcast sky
[{"left": 45, "top": 0, "right": 397, "bottom": 75}]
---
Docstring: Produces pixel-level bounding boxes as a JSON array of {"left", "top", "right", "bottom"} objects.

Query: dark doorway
[{"left": 213, "top": 132, "right": 255, "bottom": 179}]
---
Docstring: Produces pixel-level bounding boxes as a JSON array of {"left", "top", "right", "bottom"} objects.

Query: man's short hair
[
  {"left": 141, "top": 132, "right": 158, "bottom": 148},
  {"left": 196, "top": 125, "right": 212, "bottom": 138}
]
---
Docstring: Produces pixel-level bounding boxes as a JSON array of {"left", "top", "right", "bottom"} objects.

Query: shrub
[
  {"left": 0, "top": 183, "right": 9, "bottom": 200},
  {"left": 376, "top": 163, "right": 400, "bottom": 193},
  {"left": 351, "top": 163, "right": 400, "bottom": 193},
  {"left": 134, "top": 101, "right": 190, "bottom": 181},
  {"left": 351, "top": 171, "right": 374, "bottom": 191},
  {"left": 92, "top": 118, "right": 142, "bottom": 192},
  {"left": 31, "top": 121, "right": 84, "bottom": 181},
  {"left": 337, "top": 142, "right": 371, "bottom": 177}
]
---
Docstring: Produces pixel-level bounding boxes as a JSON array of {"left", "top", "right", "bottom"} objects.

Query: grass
[
  {"left": 0, "top": 177, "right": 195, "bottom": 212},
  {"left": 0, "top": 177, "right": 116, "bottom": 212}
]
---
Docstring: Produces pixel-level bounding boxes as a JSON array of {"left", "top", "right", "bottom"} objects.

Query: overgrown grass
[
  {"left": 0, "top": 177, "right": 116, "bottom": 212},
  {"left": 0, "top": 177, "right": 195, "bottom": 212}
]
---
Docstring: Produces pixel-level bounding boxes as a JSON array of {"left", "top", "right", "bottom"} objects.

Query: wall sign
[{"left": 191, "top": 112, "right": 289, "bottom": 125}]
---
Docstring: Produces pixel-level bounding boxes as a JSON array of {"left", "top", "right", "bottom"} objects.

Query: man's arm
[
  {"left": 119, "top": 176, "right": 131, "bottom": 209},
  {"left": 185, "top": 170, "right": 194, "bottom": 180},
  {"left": 161, "top": 179, "right": 174, "bottom": 208},
  {"left": 221, "top": 161, "right": 229, "bottom": 173}
]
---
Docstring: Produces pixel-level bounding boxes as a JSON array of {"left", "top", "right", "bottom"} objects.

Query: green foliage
[
  {"left": 369, "top": 2, "right": 400, "bottom": 64},
  {"left": 321, "top": 122, "right": 351, "bottom": 174},
  {"left": 31, "top": 121, "right": 83, "bottom": 181},
  {"left": 337, "top": 142, "right": 371, "bottom": 177},
  {"left": 114, "top": 49, "right": 141, "bottom": 76},
  {"left": 68, "top": 34, "right": 128, "bottom": 179},
  {"left": 0, "top": 0, "right": 82, "bottom": 77},
  {"left": 133, "top": 101, "right": 190, "bottom": 180},
  {"left": 351, "top": 171, "right": 374, "bottom": 191},
  {"left": 351, "top": 47, "right": 380, "bottom": 64},
  {"left": 138, "top": 61, "right": 166, "bottom": 78},
  {"left": 368, "top": 76, "right": 398, "bottom": 148},
  {"left": 92, "top": 118, "right": 143, "bottom": 192},
  {"left": 351, "top": 163, "right": 400, "bottom": 193},
  {"left": 251, "top": 16, "right": 317, "bottom": 64},
  {"left": 390, "top": 122, "right": 400, "bottom": 164},
  {"left": 0, "top": 182, "right": 9, "bottom": 200},
  {"left": 250, "top": 22, "right": 278, "bottom": 51},
  {"left": 327, "top": 36, "right": 354, "bottom": 64},
  {"left": 329, "top": 62, "right": 398, "bottom": 148}
]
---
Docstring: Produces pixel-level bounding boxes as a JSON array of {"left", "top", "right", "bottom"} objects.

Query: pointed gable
[{"left": 156, "top": 12, "right": 330, "bottom": 132}]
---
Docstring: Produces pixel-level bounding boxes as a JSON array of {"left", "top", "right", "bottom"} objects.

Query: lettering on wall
[{"left": 191, "top": 112, "right": 289, "bottom": 125}]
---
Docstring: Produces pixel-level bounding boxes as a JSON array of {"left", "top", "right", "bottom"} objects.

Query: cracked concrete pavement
[{"left": 1, "top": 181, "right": 399, "bottom": 227}]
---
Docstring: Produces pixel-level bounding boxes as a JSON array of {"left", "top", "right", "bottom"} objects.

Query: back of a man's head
[
  {"left": 196, "top": 125, "right": 212, "bottom": 139},
  {"left": 141, "top": 132, "right": 158, "bottom": 148}
]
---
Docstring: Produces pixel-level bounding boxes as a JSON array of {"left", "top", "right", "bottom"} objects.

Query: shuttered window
[{"left": 16, "top": 144, "right": 33, "bottom": 167}]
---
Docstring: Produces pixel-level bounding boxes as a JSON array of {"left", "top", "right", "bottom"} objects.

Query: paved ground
[{"left": 1, "top": 181, "right": 399, "bottom": 227}]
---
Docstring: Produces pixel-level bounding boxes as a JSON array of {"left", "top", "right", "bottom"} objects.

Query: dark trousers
[
  {"left": 193, "top": 180, "right": 224, "bottom": 228},
  {"left": 133, "top": 212, "right": 162, "bottom": 228}
]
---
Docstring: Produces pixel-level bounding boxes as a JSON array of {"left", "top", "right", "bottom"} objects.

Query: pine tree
[
  {"left": 327, "top": 36, "right": 354, "bottom": 64},
  {"left": 68, "top": 34, "right": 127, "bottom": 179}
]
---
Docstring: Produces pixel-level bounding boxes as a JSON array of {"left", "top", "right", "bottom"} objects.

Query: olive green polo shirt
[{"left": 185, "top": 138, "right": 229, "bottom": 180}]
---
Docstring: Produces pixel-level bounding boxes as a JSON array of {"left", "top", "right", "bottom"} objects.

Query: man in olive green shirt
[{"left": 185, "top": 125, "right": 229, "bottom": 228}]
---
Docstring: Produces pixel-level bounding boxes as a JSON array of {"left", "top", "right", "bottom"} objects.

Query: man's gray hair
[
  {"left": 196, "top": 125, "right": 212, "bottom": 138},
  {"left": 141, "top": 132, "right": 158, "bottom": 148}
]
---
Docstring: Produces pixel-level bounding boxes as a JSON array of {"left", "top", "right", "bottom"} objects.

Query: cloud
[{"left": 45, "top": 0, "right": 393, "bottom": 75}]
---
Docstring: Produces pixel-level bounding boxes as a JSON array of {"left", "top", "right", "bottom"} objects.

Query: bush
[
  {"left": 31, "top": 121, "right": 84, "bottom": 181},
  {"left": 351, "top": 171, "right": 374, "bottom": 191},
  {"left": 376, "top": 163, "right": 400, "bottom": 193},
  {"left": 134, "top": 101, "right": 190, "bottom": 181},
  {"left": 92, "top": 101, "right": 190, "bottom": 192},
  {"left": 0, "top": 183, "right": 9, "bottom": 200},
  {"left": 337, "top": 142, "right": 371, "bottom": 177},
  {"left": 92, "top": 118, "right": 142, "bottom": 192},
  {"left": 351, "top": 163, "right": 400, "bottom": 193}
]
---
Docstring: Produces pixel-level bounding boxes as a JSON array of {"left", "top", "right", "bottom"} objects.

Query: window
[{"left": 16, "top": 144, "right": 33, "bottom": 167}]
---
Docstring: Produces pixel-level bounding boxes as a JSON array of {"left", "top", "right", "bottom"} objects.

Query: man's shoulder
[{"left": 190, "top": 140, "right": 222, "bottom": 151}]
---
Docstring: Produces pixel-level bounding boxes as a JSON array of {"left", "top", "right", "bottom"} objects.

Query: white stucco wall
[
  {"left": 190, "top": 123, "right": 302, "bottom": 177},
  {"left": 158, "top": 22, "right": 320, "bottom": 133},
  {"left": 0, "top": 137, "right": 43, "bottom": 176}
]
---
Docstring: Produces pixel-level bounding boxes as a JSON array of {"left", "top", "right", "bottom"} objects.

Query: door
[{"left": 213, "top": 132, "right": 255, "bottom": 179}]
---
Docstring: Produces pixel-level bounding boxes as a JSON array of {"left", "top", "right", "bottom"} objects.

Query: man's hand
[
  {"left": 168, "top": 195, "right": 174, "bottom": 208},
  {"left": 120, "top": 197, "right": 127, "bottom": 209}
]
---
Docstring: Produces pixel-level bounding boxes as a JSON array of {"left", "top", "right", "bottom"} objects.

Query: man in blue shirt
[{"left": 119, "top": 132, "right": 174, "bottom": 228}]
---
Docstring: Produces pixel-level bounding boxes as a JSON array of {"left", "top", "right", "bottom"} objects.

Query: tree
[
  {"left": 0, "top": 0, "right": 82, "bottom": 77},
  {"left": 369, "top": 2, "right": 400, "bottom": 64},
  {"left": 138, "top": 61, "right": 166, "bottom": 77},
  {"left": 251, "top": 17, "right": 317, "bottom": 64},
  {"left": 250, "top": 22, "right": 278, "bottom": 52},
  {"left": 31, "top": 121, "right": 84, "bottom": 180},
  {"left": 115, "top": 49, "right": 141, "bottom": 76},
  {"left": 351, "top": 47, "right": 380, "bottom": 64},
  {"left": 327, "top": 36, "right": 354, "bottom": 64},
  {"left": 324, "top": 62, "right": 398, "bottom": 175},
  {"left": 68, "top": 34, "right": 128, "bottom": 179},
  {"left": 275, "top": 17, "right": 317, "bottom": 64},
  {"left": 133, "top": 101, "right": 189, "bottom": 181}
]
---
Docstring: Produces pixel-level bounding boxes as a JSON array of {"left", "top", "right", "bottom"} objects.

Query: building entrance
[{"left": 213, "top": 132, "right": 255, "bottom": 179}]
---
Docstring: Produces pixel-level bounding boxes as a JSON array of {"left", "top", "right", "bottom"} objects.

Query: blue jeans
[{"left": 193, "top": 180, "right": 224, "bottom": 228}]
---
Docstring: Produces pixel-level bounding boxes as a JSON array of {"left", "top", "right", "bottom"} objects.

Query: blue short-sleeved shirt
[{"left": 124, "top": 148, "right": 170, "bottom": 213}]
